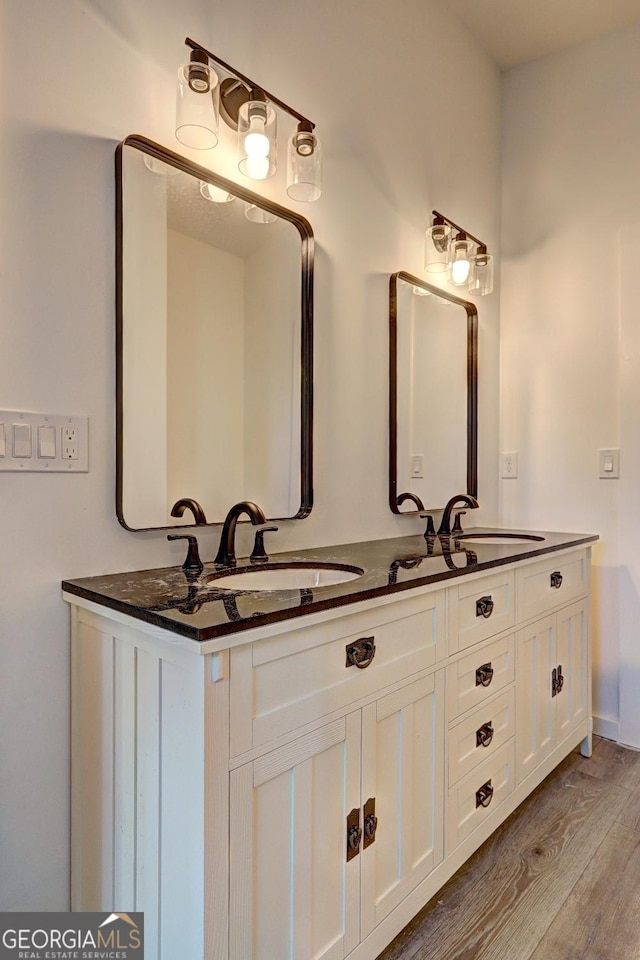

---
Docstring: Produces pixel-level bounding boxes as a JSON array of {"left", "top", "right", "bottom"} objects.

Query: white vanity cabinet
[{"left": 67, "top": 544, "right": 593, "bottom": 960}]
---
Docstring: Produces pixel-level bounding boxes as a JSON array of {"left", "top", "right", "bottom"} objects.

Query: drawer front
[
  {"left": 230, "top": 590, "right": 445, "bottom": 756},
  {"left": 446, "top": 739, "right": 516, "bottom": 854},
  {"left": 448, "top": 688, "right": 515, "bottom": 787},
  {"left": 516, "top": 550, "right": 588, "bottom": 622},
  {"left": 449, "top": 570, "right": 515, "bottom": 654},
  {"left": 446, "top": 633, "right": 515, "bottom": 722}
]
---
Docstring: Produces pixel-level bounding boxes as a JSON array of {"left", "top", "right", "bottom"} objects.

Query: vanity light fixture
[
  {"left": 175, "top": 38, "right": 322, "bottom": 200},
  {"left": 425, "top": 210, "right": 494, "bottom": 296}
]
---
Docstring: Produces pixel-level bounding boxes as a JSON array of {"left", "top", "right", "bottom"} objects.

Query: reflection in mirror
[
  {"left": 389, "top": 272, "right": 477, "bottom": 514},
  {"left": 116, "top": 136, "right": 313, "bottom": 531}
]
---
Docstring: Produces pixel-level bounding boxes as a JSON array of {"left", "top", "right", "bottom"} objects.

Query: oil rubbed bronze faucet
[
  {"left": 437, "top": 494, "right": 479, "bottom": 536},
  {"left": 214, "top": 501, "right": 270, "bottom": 566},
  {"left": 170, "top": 497, "right": 208, "bottom": 525}
]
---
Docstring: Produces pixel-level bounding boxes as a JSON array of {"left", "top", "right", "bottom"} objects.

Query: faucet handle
[
  {"left": 420, "top": 513, "right": 436, "bottom": 537},
  {"left": 167, "top": 534, "right": 204, "bottom": 573},
  {"left": 250, "top": 525, "right": 279, "bottom": 563},
  {"left": 452, "top": 511, "right": 467, "bottom": 535}
]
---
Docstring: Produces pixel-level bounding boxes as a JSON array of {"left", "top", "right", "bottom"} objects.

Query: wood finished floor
[{"left": 377, "top": 737, "right": 640, "bottom": 960}]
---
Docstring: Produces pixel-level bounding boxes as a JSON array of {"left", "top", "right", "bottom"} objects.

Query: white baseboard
[{"left": 592, "top": 714, "right": 620, "bottom": 742}]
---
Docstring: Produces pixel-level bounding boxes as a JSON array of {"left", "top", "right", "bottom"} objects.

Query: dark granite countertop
[{"left": 62, "top": 528, "right": 598, "bottom": 642}]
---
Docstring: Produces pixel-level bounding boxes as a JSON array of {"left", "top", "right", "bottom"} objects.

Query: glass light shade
[
  {"left": 175, "top": 54, "right": 219, "bottom": 150},
  {"left": 244, "top": 202, "right": 277, "bottom": 223},
  {"left": 468, "top": 250, "right": 494, "bottom": 296},
  {"left": 286, "top": 123, "right": 322, "bottom": 201},
  {"left": 238, "top": 93, "right": 277, "bottom": 180},
  {"left": 199, "top": 180, "right": 234, "bottom": 203},
  {"left": 425, "top": 221, "right": 451, "bottom": 273},
  {"left": 449, "top": 233, "right": 471, "bottom": 286}
]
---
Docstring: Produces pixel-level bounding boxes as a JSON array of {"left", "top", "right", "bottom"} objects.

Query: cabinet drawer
[
  {"left": 448, "top": 688, "right": 515, "bottom": 787},
  {"left": 446, "top": 739, "right": 516, "bottom": 854},
  {"left": 448, "top": 570, "right": 515, "bottom": 654},
  {"left": 446, "top": 633, "right": 514, "bottom": 722},
  {"left": 230, "top": 590, "right": 445, "bottom": 756},
  {"left": 516, "top": 550, "right": 588, "bottom": 622}
]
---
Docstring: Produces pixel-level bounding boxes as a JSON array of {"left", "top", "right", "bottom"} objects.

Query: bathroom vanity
[{"left": 64, "top": 529, "right": 597, "bottom": 960}]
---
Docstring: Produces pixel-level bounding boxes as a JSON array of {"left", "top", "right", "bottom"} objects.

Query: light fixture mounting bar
[
  {"left": 432, "top": 210, "right": 486, "bottom": 251},
  {"left": 185, "top": 37, "right": 315, "bottom": 130}
]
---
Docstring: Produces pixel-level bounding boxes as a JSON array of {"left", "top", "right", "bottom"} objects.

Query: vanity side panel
[
  {"left": 70, "top": 608, "right": 207, "bottom": 960},
  {"left": 71, "top": 613, "right": 115, "bottom": 910}
]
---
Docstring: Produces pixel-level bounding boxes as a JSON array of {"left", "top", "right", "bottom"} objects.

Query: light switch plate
[
  {"left": 0, "top": 410, "right": 88, "bottom": 472},
  {"left": 598, "top": 448, "right": 620, "bottom": 479}
]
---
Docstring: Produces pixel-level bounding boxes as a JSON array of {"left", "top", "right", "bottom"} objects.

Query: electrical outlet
[
  {"left": 63, "top": 427, "right": 79, "bottom": 460},
  {"left": 501, "top": 451, "right": 518, "bottom": 479}
]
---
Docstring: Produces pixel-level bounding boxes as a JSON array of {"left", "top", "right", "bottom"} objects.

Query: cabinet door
[
  {"left": 517, "top": 615, "right": 555, "bottom": 781},
  {"left": 229, "top": 714, "right": 361, "bottom": 960},
  {"left": 555, "top": 599, "right": 589, "bottom": 742},
  {"left": 360, "top": 672, "right": 445, "bottom": 939}
]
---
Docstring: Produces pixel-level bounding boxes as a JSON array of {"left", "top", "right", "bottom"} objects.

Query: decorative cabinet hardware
[
  {"left": 475, "top": 780, "right": 494, "bottom": 809},
  {"left": 476, "top": 596, "right": 494, "bottom": 619},
  {"left": 550, "top": 571, "right": 563, "bottom": 589},
  {"left": 552, "top": 664, "right": 565, "bottom": 697},
  {"left": 476, "top": 722, "right": 494, "bottom": 748},
  {"left": 346, "top": 808, "right": 362, "bottom": 861},
  {"left": 475, "top": 662, "right": 494, "bottom": 687},
  {"left": 345, "top": 636, "right": 376, "bottom": 669},
  {"left": 363, "top": 797, "right": 378, "bottom": 849}
]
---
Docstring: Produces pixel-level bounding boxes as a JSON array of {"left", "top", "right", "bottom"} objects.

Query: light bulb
[
  {"left": 244, "top": 117, "right": 270, "bottom": 159},
  {"left": 451, "top": 257, "right": 471, "bottom": 285},
  {"left": 449, "top": 232, "right": 471, "bottom": 286},
  {"left": 245, "top": 155, "right": 270, "bottom": 180}
]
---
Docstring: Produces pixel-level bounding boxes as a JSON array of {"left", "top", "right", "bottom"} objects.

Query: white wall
[
  {"left": 500, "top": 24, "right": 640, "bottom": 744},
  {"left": 0, "top": 0, "right": 501, "bottom": 908}
]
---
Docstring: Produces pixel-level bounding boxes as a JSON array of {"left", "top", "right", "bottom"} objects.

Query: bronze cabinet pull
[
  {"left": 550, "top": 571, "right": 563, "bottom": 589},
  {"left": 552, "top": 664, "right": 565, "bottom": 697},
  {"left": 475, "top": 663, "right": 494, "bottom": 687},
  {"left": 475, "top": 780, "right": 494, "bottom": 808},
  {"left": 476, "top": 722, "right": 494, "bottom": 748},
  {"left": 346, "top": 636, "right": 376, "bottom": 669},
  {"left": 476, "top": 596, "right": 494, "bottom": 619},
  {"left": 346, "top": 808, "right": 362, "bottom": 861},
  {"left": 363, "top": 797, "right": 378, "bottom": 849}
]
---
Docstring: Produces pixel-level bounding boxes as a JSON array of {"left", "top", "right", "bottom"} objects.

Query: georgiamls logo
[{"left": 0, "top": 911, "right": 144, "bottom": 958}]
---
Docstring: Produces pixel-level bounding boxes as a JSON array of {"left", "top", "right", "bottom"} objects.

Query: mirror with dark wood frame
[
  {"left": 116, "top": 135, "right": 313, "bottom": 531},
  {"left": 389, "top": 271, "right": 477, "bottom": 514}
]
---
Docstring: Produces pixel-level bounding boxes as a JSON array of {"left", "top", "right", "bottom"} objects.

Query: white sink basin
[
  {"left": 455, "top": 533, "right": 545, "bottom": 546},
  {"left": 209, "top": 563, "right": 364, "bottom": 592}
]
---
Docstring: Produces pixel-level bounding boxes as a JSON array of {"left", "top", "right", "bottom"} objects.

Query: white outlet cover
[
  {"left": 0, "top": 410, "right": 88, "bottom": 472},
  {"left": 501, "top": 451, "right": 518, "bottom": 479}
]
